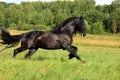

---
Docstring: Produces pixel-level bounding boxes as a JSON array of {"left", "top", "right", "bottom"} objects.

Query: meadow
[{"left": 0, "top": 30, "right": 120, "bottom": 80}]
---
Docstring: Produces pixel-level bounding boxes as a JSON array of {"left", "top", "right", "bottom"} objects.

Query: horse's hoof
[{"left": 68, "top": 54, "right": 74, "bottom": 59}]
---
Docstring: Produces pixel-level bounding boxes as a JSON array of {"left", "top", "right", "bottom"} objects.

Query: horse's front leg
[
  {"left": 71, "top": 46, "right": 85, "bottom": 63},
  {"left": 62, "top": 43, "right": 80, "bottom": 60},
  {"left": 68, "top": 46, "right": 80, "bottom": 60}
]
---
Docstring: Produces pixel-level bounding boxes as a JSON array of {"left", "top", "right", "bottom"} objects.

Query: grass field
[{"left": 0, "top": 30, "right": 120, "bottom": 80}]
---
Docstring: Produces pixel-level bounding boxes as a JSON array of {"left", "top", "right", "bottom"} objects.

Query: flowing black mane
[{"left": 51, "top": 17, "right": 79, "bottom": 33}]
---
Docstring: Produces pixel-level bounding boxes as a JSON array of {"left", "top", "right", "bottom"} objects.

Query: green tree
[
  {"left": 0, "top": 3, "right": 5, "bottom": 28},
  {"left": 84, "top": 19, "right": 91, "bottom": 33},
  {"left": 0, "top": 0, "right": 119, "bottom": 33},
  {"left": 4, "top": 3, "right": 19, "bottom": 28},
  {"left": 112, "top": 20, "right": 117, "bottom": 33},
  {"left": 91, "top": 20, "right": 105, "bottom": 34}
]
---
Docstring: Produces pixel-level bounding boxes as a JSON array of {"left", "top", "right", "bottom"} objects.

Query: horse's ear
[{"left": 79, "top": 16, "right": 84, "bottom": 20}]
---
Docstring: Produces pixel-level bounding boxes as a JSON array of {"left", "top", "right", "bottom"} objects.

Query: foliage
[
  {"left": 0, "top": 0, "right": 120, "bottom": 34},
  {"left": 91, "top": 20, "right": 105, "bottom": 34}
]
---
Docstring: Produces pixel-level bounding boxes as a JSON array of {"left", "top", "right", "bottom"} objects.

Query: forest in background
[{"left": 0, "top": 0, "right": 120, "bottom": 34}]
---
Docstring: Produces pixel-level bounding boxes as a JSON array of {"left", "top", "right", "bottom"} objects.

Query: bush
[
  {"left": 91, "top": 20, "right": 105, "bottom": 34},
  {"left": 84, "top": 19, "right": 91, "bottom": 33}
]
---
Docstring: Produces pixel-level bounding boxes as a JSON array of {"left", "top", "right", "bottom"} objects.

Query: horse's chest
[{"left": 59, "top": 35, "right": 72, "bottom": 44}]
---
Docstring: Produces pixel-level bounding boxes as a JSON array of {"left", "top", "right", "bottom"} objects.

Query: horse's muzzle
[{"left": 81, "top": 33, "right": 86, "bottom": 37}]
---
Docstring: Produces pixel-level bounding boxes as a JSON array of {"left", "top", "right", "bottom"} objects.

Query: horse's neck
[
  {"left": 52, "top": 20, "right": 76, "bottom": 37},
  {"left": 61, "top": 27, "right": 75, "bottom": 38}
]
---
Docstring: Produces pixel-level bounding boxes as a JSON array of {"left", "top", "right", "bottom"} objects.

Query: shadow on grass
[{"left": 32, "top": 56, "right": 67, "bottom": 62}]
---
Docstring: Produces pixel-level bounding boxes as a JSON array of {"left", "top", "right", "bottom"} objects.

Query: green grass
[{"left": 0, "top": 33, "right": 120, "bottom": 80}]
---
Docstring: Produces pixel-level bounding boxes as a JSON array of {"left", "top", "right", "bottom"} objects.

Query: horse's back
[{"left": 21, "top": 30, "right": 44, "bottom": 48}]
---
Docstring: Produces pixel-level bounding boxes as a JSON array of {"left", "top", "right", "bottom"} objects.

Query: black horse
[{"left": 0, "top": 16, "right": 86, "bottom": 61}]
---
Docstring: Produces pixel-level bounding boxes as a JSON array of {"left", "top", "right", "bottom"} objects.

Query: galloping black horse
[{"left": 0, "top": 16, "right": 86, "bottom": 61}]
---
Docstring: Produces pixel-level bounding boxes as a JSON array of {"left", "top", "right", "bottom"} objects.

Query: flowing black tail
[{"left": 0, "top": 29, "right": 21, "bottom": 50}]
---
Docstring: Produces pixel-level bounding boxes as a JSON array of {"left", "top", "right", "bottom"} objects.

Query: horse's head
[
  {"left": 52, "top": 16, "right": 86, "bottom": 37},
  {"left": 74, "top": 16, "right": 86, "bottom": 37}
]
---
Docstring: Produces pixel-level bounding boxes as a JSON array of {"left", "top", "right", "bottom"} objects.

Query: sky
[{"left": 0, "top": 0, "right": 114, "bottom": 5}]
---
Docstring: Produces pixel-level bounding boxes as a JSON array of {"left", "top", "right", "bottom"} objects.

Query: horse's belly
[{"left": 36, "top": 41, "right": 61, "bottom": 49}]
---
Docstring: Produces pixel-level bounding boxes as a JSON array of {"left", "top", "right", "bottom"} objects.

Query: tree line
[{"left": 0, "top": 0, "right": 120, "bottom": 34}]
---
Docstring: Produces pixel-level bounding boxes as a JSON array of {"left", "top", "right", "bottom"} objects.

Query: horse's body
[
  {"left": 19, "top": 31, "right": 72, "bottom": 50},
  {"left": 0, "top": 16, "right": 86, "bottom": 61}
]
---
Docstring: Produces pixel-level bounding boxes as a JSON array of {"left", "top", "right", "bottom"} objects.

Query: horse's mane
[{"left": 51, "top": 17, "right": 79, "bottom": 33}]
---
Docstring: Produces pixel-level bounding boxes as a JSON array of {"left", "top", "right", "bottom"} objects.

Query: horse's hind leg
[
  {"left": 13, "top": 47, "right": 27, "bottom": 58},
  {"left": 25, "top": 48, "right": 38, "bottom": 59}
]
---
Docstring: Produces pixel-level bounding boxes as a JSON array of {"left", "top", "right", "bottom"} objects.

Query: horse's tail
[{"left": 0, "top": 28, "right": 21, "bottom": 48}]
